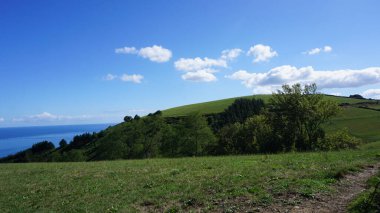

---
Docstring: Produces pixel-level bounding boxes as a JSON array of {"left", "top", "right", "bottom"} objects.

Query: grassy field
[
  {"left": 325, "top": 107, "right": 380, "bottom": 142},
  {"left": 1, "top": 142, "right": 380, "bottom": 212}
]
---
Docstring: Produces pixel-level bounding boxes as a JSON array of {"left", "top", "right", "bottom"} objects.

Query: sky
[{"left": 0, "top": 0, "right": 380, "bottom": 127}]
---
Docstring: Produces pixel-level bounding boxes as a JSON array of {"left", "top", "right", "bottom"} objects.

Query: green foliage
[
  {"left": 123, "top": 115, "right": 132, "bottom": 122},
  {"left": 68, "top": 133, "right": 96, "bottom": 149},
  {"left": 268, "top": 83, "right": 340, "bottom": 151},
  {"left": 59, "top": 139, "right": 68, "bottom": 149},
  {"left": 221, "top": 98, "right": 265, "bottom": 125},
  {"left": 60, "top": 150, "right": 86, "bottom": 162},
  {"left": 177, "top": 112, "right": 216, "bottom": 156},
  {"left": 317, "top": 129, "right": 362, "bottom": 151},
  {"left": 31, "top": 141, "right": 55, "bottom": 153}
]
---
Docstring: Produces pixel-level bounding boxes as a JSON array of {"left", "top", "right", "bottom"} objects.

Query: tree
[
  {"left": 31, "top": 141, "right": 55, "bottom": 153},
  {"left": 69, "top": 133, "right": 96, "bottom": 149},
  {"left": 349, "top": 94, "right": 364, "bottom": 99},
  {"left": 216, "top": 123, "right": 243, "bottom": 155},
  {"left": 134, "top": 115, "right": 140, "bottom": 120},
  {"left": 178, "top": 112, "right": 216, "bottom": 156},
  {"left": 59, "top": 139, "right": 68, "bottom": 149},
  {"left": 124, "top": 115, "right": 133, "bottom": 122},
  {"left": 269, "top": 83, "right": 340, "bottom": 151}
]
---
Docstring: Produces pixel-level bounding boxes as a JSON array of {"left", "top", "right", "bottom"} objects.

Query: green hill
[
  {"left": 162, "top": 95, "right": 376, "bottom": 117},
  {"left": 163, "top": 95, "right": 380, "bottom": 142}
]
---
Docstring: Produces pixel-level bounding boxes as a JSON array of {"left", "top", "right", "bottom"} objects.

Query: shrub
[{"left": 316, "top": 129, "right": 362, "bottom": 151}]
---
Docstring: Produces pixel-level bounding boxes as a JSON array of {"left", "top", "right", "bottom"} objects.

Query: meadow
[{"left": 1, "top": 142, "right": 380, "bottom": 212}]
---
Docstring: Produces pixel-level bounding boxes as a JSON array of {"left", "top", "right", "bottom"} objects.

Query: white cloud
[
  {"left": 105, "top": 74, "right": 117, "bottom": 81},
  {"left": 174, "top": 48, "right": 242, "bottom": 82},
  {"left": 221, "top": 48, "right": 243, "bottom": 61},
  {"left": 138, "top": 45, "right": 172, "bottom": 63},
  {"left": 115, "top": 45, "right": 172, "bottom": 63},
  {"left": 362, "top": 89, "right": 380, "bottom": 99},
  {"left": 247, "top": 44, "right": 278, "bottom": 63},
  {"left": 115, "top": 47, "right": 138, "bottom": 54},
  {"left": 0, "top": 117, "right": 4, "bottom": 122},
  {"left": 104, "top": 73, "right": 144, "bottom": 83},
  {"left": 324, "top": 45, "right": 332, "bottom": 52},
  {"left": 12, "top": 112, "right": 75, "bottom": 122},
  {"left": 120, "top": 74, "right": 144, "bottom": 83},
  {"left": 174, "top": 57, "right": 227, "bottom": 71},
  {"left": 307, "top": 48, "right": 321, "bottom": 55},
  {"left": 181, "top": 69, "right": 217, "bottom": 82},
  {"left": 305, "top": 45, "right": 333, "bottom": 55},
  {"left": 30, "top": 112, "right": 58, "bottom": 120},
  {"left": 227, "top": 65, "right": 380, "bottom": 94}
]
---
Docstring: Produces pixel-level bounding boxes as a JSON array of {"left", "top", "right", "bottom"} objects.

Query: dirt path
[{"left": 265, "top": 164, "right": 380, "bottom": 213}]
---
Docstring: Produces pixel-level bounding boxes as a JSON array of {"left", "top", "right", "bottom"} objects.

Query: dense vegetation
[{"left": 1, "top": 83, "right": 364, "bottom": 163}]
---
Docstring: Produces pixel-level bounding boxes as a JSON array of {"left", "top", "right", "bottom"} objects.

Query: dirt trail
[{"left": 265, "top": 164, "right": 380, "bottom": 213}]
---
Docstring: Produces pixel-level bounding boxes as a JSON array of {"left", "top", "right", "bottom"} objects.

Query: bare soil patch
[{"left": 262, "top": 163, "right": 380, "bottom": 213}]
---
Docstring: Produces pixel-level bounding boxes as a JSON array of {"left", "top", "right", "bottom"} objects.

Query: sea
[{"left": 0, "top": 123, "right": 114, "bottom": 158}]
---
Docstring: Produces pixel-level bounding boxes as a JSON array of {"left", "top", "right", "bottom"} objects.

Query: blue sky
[{"left": 1, "top": 0, "right": 380, "bottom": 127}]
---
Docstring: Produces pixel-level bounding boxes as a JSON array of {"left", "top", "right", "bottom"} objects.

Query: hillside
[{"left": 163, "top": 95, "right": 380, "bottom": 142}]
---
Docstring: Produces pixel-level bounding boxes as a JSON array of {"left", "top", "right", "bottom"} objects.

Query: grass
[
  {"left": 1, "top": 142, "right": 380, "bottom": 212},
  {"left": 326, "top": 107, "right": 380, "bottom": 142}
]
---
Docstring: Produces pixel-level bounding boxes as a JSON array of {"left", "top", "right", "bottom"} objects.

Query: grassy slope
[
  {"left": 325, "top": 107, "right": 380, "bottom": 142},
  {"left": 1, "top": 142, "right": 380, "bottom": 212},
  {"left": 162, "top": 95, "right": 374, "bottom": 117}
]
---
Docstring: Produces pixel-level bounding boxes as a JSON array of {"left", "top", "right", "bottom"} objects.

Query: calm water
[{"left": 0, "top": 123, "right": 114, "bottom": 157}]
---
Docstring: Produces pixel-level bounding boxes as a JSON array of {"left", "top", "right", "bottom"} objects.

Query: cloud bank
[{"left": 227, "top": 65, "right": 380, "bottom": 94}]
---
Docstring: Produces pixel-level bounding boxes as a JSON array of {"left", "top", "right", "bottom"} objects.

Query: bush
[{"left": 316, "top": 129, "right": 362, "bottom": 151}]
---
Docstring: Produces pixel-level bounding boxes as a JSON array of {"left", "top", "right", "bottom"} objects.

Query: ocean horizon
[{"left": 0, "top": 123, "right": 115, "bottom": 158}]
